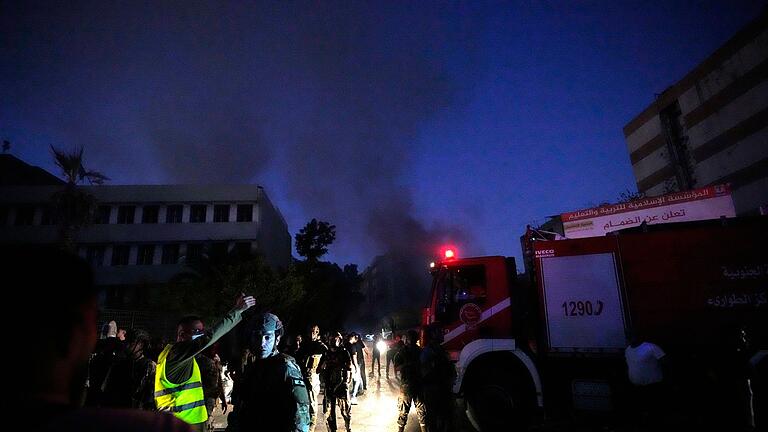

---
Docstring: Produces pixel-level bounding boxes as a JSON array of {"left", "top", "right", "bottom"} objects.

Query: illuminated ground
[
  {"left": 212, "top": 373, "right": 425, "bottom": 432},
  {"left": 314, "top": 373, "right": 422, "bottom": 432},
  {"left": 212, "top": 344, "right": 430, "bottom": 432}
]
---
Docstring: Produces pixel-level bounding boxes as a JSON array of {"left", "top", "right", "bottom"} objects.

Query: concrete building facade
[
  {"left": 0, "top": 181, "right": 291, "bottom": 307},
  {"left": 623, "top": 10, "right": 768, "bottom": 214}
]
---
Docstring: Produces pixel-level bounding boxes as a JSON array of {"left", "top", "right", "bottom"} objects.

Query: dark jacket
[
  {"left": 319, "top": 348, "right": 352, "bottom": 399},
  {"left": 394, "top": 344, "right": 422, "bottom": 391}
]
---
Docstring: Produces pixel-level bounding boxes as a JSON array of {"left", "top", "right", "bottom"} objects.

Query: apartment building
[
  {"left": 623, "top": 9, "right": 767, "bottom": 215},
  {"left": 0, "top": 156, "right": 291, "bottom": 307}
]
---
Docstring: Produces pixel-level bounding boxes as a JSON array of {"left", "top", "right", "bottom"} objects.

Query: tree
[
  {"left": 290, "top": 261, "right": 365, "bottom": 333},
  {"left": 50, "top": 146, "right": 109, "bottom": 250},
  {"left": 617, "top": 188, "right": 646, "bottom": 203},
  {"left": 295, "top": 218, "right": 336, "bottom": 264},
  {"left": 160, "top": 251, "right": 305, "bottom": 323},
  {"left": 52, "top": 146, "right": 109, "bottom": 186}
]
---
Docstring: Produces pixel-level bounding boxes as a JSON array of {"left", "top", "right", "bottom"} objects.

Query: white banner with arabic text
[{"left": 563, "top": 194, "right": 736, "bottom": 238}]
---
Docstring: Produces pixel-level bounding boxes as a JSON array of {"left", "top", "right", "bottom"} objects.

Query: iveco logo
[{"left": 535, "top": 249, "right": 555, "bottom": 257}]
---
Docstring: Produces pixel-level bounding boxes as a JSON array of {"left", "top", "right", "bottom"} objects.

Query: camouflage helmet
[{"left": 251, "top": 312, "right": 284, "bottom": 338}]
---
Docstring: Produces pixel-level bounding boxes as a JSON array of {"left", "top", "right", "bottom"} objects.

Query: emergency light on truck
[{"left": 439, "top": 245, "right": 458, "bottom": 260}]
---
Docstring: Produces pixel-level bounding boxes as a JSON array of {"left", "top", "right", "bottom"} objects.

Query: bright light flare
[
  {"left": 429, "top": 262, "right": 435, "bottom": 268},
  {"left": 376, "top": 340, "right": 388, "bottom": 353},
  {"left": 438, "top": 245, "right": 458, "bottom": 260}
]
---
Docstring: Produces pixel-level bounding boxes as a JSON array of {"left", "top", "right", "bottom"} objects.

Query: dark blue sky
[{"left": 2, "top": 1, "right": 765, "bottom": 269}]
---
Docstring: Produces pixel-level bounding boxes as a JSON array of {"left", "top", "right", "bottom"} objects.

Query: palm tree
[{"left": 50, "top": 146, "right": 109, "bottom": 250}]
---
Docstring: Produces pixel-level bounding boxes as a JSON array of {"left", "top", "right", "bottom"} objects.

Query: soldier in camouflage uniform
[
  {"left": 296, "top": 325, "right": 328, "bottom": 432},
  {"left": 394, "top": 330, "right": 427, "bottom": 432},
  {"left": 319, "top": 332, "right": 353, "bottom": 432},
  {"left": 228, "top": 313, "right": 310, "bottom": 432}
]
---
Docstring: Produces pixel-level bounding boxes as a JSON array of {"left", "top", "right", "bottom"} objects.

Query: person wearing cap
[
  {"left": 228, "top": 312, "right": 311, "bottom": 432},
  {"left": 126, "top": 329, "right": 158, "bottom": 410},
  {"left": 101, "top": 328, "right": 157, "bottom": 409},
  {"left": 319, "top": 332, "right": 353, "bottom": 432},
  {"left": 155, "top": 293, "right": 256, "bottom": 431}
]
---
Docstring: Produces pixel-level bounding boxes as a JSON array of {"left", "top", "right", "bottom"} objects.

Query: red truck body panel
[
  {"left": 533, "top": 219, "right": 767, "bottom": 353},
  {"left": 617, "top": 221, "right": 767, "bottom": 348},
  {"left": 427, "top": 218, "right": 767, "bottom": 356}
]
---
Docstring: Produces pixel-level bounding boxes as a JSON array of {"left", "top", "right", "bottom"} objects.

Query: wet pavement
[
  {"left": 211, "top": 371, "right": 429, "bottom": 432},
  {"left": 211, "top": 343, "right": 446, "bottom": 432},
  {"left": 314, "top": 373, "right": 423, "bottom": 432},
  {"left": 208, "top": 343, "right": 666, "bottom": 432}
]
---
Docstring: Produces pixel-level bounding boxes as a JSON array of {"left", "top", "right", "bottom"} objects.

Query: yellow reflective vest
[{"left": 154, "top": 344, "right": 208, "bottom": 424}]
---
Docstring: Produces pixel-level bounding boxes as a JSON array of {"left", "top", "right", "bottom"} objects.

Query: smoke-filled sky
[{"left": 2, "top": 1, "right": 765, "bottom": 269}]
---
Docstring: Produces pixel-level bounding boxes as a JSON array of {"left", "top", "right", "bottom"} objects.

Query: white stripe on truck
[{"left": 442, "top": 297, "right": 511, "bottom": 344}]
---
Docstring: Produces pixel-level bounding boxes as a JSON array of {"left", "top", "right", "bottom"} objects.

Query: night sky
[{"left": 2, "top": 1, "right": 765, "bottom": 270}]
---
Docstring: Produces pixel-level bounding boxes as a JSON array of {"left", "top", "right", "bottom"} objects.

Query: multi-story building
[
  {"left": 0, "top": 155, "right": 291, "bottom": 309},
  {"left": 623, "top": 9, "right": 767, "bottom": 215}
]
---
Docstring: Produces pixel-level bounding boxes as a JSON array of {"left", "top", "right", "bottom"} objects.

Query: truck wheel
[{"left": 465, "top": 371, "right": 533, "bottom": 431}]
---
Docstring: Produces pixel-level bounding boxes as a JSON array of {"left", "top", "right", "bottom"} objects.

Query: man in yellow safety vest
[{"left": 155, "top": 293, "right": 255, "bottom": 431}]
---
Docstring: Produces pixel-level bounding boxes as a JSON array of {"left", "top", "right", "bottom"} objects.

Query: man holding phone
[{"left": 155, "top": 293, "right": 256, "bottom": 431}]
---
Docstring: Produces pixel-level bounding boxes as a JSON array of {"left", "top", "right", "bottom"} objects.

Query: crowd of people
[
  {"left": 224, "top": 320, "right": 456, "bottom": 432},
  {"left": 6, "top": 244, "right": 456, "bottom": 432},
  {"left": 7, "top": 242, "right": 767, "bottom": 432},
  {"left": 83, "top": 308, "right": 456, "bottom": 432}
]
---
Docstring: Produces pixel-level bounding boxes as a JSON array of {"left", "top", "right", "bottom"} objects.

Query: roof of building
[
  {"left": 0, "top": 183, "right": 268, "bottom": 204},
  {"left": 0, "top": 154, "right": 64, "bottom": 186}
]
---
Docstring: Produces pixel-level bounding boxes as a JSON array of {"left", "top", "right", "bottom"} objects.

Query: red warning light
[{"left": 438, "top": 245, "right": 458, "bottom": 261}]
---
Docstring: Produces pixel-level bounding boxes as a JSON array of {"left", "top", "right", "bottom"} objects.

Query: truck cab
[{"left": 423, "top": 251, "right": 543, "bottom": 431}]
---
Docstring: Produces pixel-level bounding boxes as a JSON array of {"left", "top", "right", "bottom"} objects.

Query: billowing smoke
[{"left": 1, "top": 1, "right": 485, "bottom": 266}]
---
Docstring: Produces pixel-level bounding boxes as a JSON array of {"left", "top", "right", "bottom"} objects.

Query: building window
[
  {"left": 162, "top": 244, "right": 180, "bottom": 264},
  {"left": 14, "top": 205, "right": 34, "bottom": 226},
  {"left": 117, "top": 206, "right": 136, "bottom": 224},
  {"left": 190, "top": 205, "right": 207, "bottom": 223},
  {"left": 210, "top": 242, "right": 229, "bottom": 260},
  {"left": 40, "top": 206, "right": 57, "bottom": 225},
  {"left": 237, "top": 204, "right": 253, "bottom": 222},
  {"left": 214, "top": 204, "right": 230, "bottom": 222},
  {"left": 137, "top": 245, "right": 155, "bottom": 265},
  {"left": 95, "top": 206, "right": 111, "bottom": 224},
  {"left": 235, "top": 241, "right": 252, "bottom": 258},
  {"left": 86, "top": 245, "right": 105, "bottom": 267},
  {"left": 142, "top": 205, "right": 159, "bottom": 224},
  {"left": 166, "top": 205, "right": 183, "bottom": 223},
  {"left": 111, "top": 245, "right": 130, "bottom": 266},
  {"left": 186, "top": 243, "right": 204, "bottom": 263}
]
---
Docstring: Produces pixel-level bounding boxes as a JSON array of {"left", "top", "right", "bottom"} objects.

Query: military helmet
[{"left": 251, "top": 312, "right": 284, "bottom": 338}]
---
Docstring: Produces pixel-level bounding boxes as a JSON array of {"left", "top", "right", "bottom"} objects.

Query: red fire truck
[{"left": 422, "top": 217, "right": 768, "bottom": 430}]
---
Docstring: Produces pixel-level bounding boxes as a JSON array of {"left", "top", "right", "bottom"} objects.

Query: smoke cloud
[{"left": 1, "top": 1, "right": 486, "bottom": 265}]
